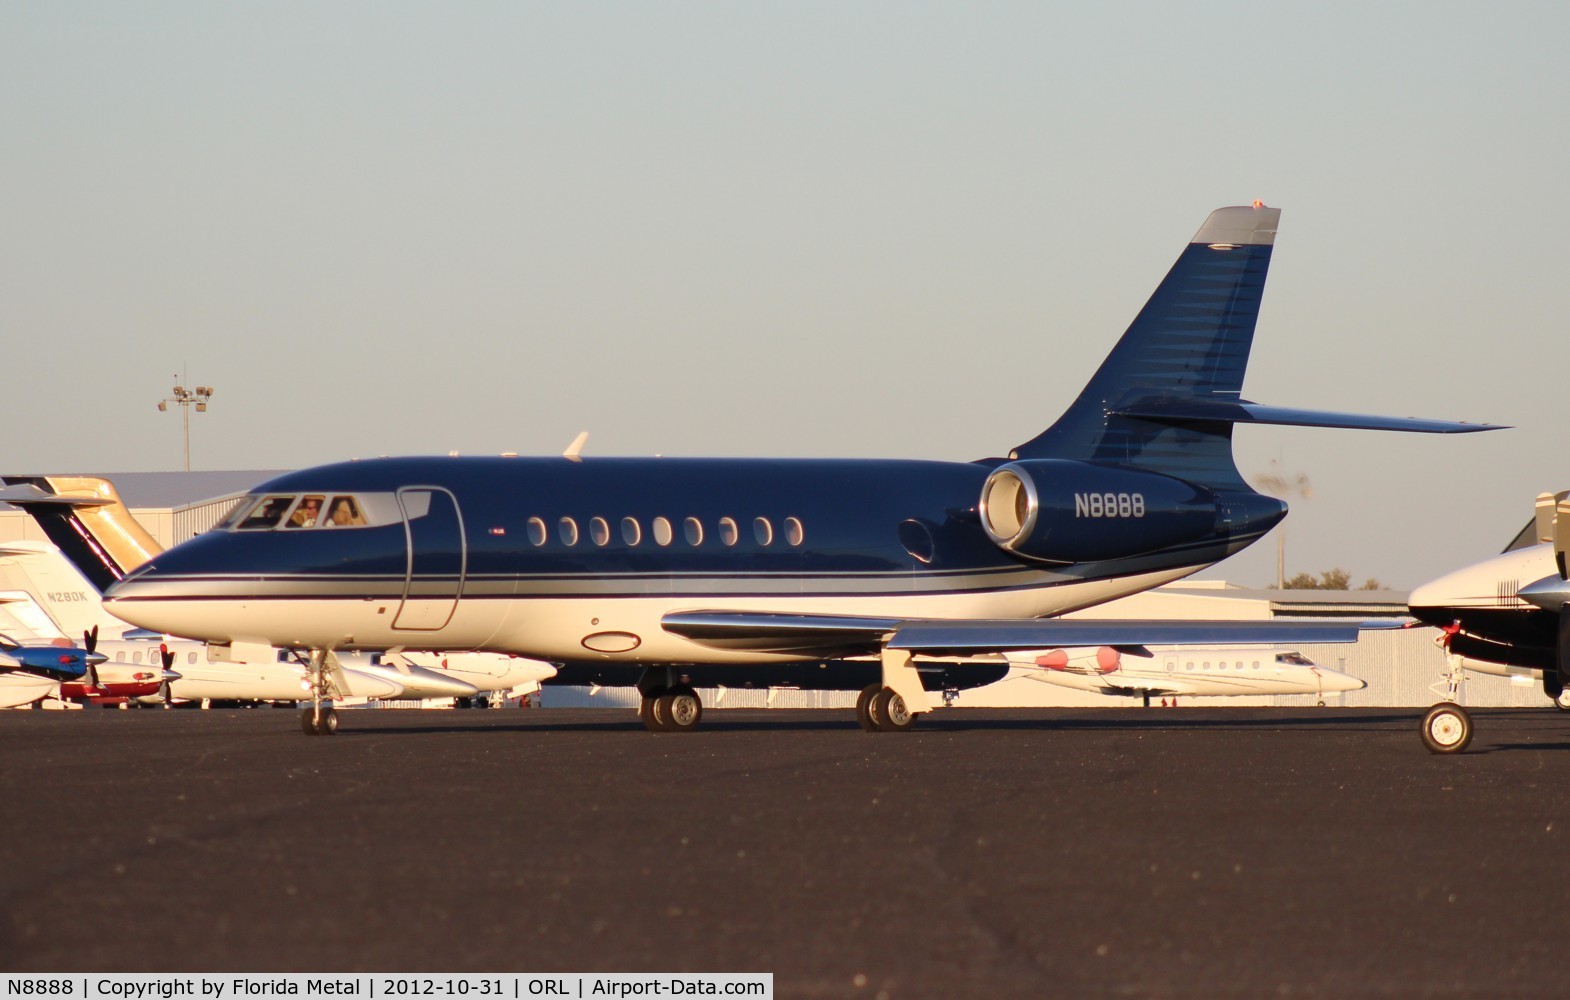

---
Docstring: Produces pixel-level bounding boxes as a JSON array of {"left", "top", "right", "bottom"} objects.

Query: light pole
[{"left": 157, "top": 381, "right": 214, "bottom": 472}]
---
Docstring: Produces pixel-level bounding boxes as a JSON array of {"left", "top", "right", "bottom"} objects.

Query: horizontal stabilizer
[
  {"left": 0, "top": 484, "right": 115, "bottom": 507},
  {"left": 1111, "top": 398, "right": 1506, "bottom": 434},
  {"left": 663, "top": 610, "right": 1397, "bottom": 656}
]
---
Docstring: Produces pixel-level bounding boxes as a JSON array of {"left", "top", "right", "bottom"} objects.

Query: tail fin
[
  {"left": 1012, "top": 204, "right": 1499, "bottom": 489},
  {"left": 1012, "top": 204, "right": 1278, "bottom": 488},
  {"left": 0, "top": 476, "right": 164, "bottom": 592},
  {"left": 0, "top": 540, "right": 121, "bottom": 637}
]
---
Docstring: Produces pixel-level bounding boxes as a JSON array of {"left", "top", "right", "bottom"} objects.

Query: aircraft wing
[{"left": 661, "top": 611, "right": 1392, "bottom": 656}]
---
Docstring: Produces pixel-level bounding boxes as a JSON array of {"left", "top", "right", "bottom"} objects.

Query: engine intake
[{"left": 979, "top": 459, "right": 1218, "bottom": 564}]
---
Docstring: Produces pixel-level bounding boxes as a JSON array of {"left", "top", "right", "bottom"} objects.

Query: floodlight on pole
[{"left": 158, "top": 379, "right": 215, "bottom": 472}]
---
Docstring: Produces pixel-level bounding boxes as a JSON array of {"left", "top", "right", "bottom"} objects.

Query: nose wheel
[
  {"left": 1420, "top": 702, "right": 1472, "bottom": 754},
  {"left": 301, "top": 705, "right": 338, "bottom": 736}
]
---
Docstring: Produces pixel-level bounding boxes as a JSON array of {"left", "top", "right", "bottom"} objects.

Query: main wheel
[
  {"left": 1420, "top": 703, "right": 1473, "bottom": 754},
  {"left": 661, "top": 687, "right": 703, "bottom": 732},
  {"left": 301, "top": 708, "right": 319, "bottom": 736},
  {"left": 855, "top": 684, "right": 881, "bottom": 732},
  {"left": 319, "top": 706, "right": 339, "bottom": 735},
  {"left": 873, "top": 688, "right": 918, "bottom": 732},
  {"left": 639, "top": 687, "right": 668, "bottom": 732}
]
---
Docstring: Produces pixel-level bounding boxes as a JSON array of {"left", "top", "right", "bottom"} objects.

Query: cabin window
[
  {"left": 283, "top": 495, "right": 326, "bottom": 529},
  {"left": 133, "top": 650, "right": 143, "bottom": 664},
  {"left": 784, "top": 517, "right": 805, "bottom": 547},
  {"left": 590, "top": 517, "right": 610, "bottom": 546},
  {"left": 1185, "top": 662, "right": 1194, "bottom": 671},
  {"left": 653, "top": 517, "right": 673, "bottom": 546},
  {"left": 753, "top": 517, "right": 773, "bottom": 546},
  {"left": 621, "top": 517, "right": 642, "bottom": 546},
  {"left": 718, "top": 517, "right": 739, "bottom": 547},
  {"left": 683, "top": 517, "right": 704, "bottom": 546},
  {"left": 188, "top": 651, "right": 197, "bottom": 665},
  {"left": 238, "top": 495, "right": 296, "bottom": 530},
  {"left": 558, "top": 517, "right": 579, "bottom": 546},
  {"left": 1252, "top": 661, "right": 1260, "bottom": 670},
  {"left": 115, "top": 651, "right": 125, "bottom": 663},
  {"left": 527, "top": 517, "right": 548, "bottom": 546}
]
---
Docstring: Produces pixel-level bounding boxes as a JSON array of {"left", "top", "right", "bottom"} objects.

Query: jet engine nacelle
[{"left": 978, "top": 459, "right": 1218, "bottom": 564}]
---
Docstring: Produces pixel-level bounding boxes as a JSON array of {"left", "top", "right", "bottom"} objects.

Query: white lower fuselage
[{"left": 107, "top": 565, "right": 1202, "bottom": 666}]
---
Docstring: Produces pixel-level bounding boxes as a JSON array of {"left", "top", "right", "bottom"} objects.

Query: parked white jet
[{"left": 1006, "top": 644, "right": 1365, "bottom": 704}]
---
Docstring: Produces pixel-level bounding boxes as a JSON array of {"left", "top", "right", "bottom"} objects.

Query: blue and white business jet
[{"left": 101, "top": 204, "right": 1499, "bottom": 735}]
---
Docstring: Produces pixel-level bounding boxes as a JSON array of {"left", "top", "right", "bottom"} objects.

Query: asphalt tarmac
[{"left": 4, "top": 705, "right": 1570, "bottom": 997}]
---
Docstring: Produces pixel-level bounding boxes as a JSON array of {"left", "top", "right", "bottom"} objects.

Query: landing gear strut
[
  {"left": 1420, "top": 627, "right": 1469, "bottom": 754},
  {"left": 300, "top": 649, "right": 342, "bottom": 737}
]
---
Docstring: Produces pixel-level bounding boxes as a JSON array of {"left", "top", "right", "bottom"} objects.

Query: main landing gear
[
  {"left": 855, "top": 684, "right": 918, "bottom": 732},
  {"left": 855, "top": 647, "right": 930, "bottom": 732},
  {"left": 637, "top": 668, "right": 703, "bottom": 732}
]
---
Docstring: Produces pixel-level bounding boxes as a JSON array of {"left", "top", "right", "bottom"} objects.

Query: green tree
[{"left": 1280, "top": 568, "right": 1375, "bottom": 590}]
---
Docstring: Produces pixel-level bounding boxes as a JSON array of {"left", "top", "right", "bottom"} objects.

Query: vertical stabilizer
[
  {"left": 0, "top": 476, "right": 165, "bottom": 591},
  {"left": 1012, "top": 204, "right": 1279, "bottom": 489}
]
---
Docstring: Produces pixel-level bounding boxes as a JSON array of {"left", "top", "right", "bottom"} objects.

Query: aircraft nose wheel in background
[
  {"left": 1420, "top": 703, "right": 1472, "bottom": 754},
  {"left": 1555, "top": 689, "right": 1570, "bottom": 712},
  {"left": 300, "top": 705, "right": 338, "bottom": 736}
]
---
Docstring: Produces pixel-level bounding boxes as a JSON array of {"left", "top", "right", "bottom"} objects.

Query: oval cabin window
[{"left": 653, "top": 517, "right": 673, "bottom": 546}]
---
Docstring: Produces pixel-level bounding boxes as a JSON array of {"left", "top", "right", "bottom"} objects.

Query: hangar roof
[{"left": 0, "top": 470, "right": 287, "bottom": 512}]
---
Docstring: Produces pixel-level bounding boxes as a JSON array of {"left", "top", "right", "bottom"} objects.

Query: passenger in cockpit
[{"left": 326, "top": 497, "right": 364, "bottom": 526}]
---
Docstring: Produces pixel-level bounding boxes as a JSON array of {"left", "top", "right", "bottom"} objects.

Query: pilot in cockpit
[{"left": 286, "top": 497, "right": 323, "bottom": 528}]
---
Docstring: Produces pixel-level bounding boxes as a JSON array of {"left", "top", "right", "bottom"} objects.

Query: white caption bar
[{"left": 1, "top": 976, "right": 772, "bottom": 1000}]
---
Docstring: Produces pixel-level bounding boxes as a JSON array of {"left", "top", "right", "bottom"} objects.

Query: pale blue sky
[{"left": 4, "top": 2, "right": 1567, "bottom": 588}]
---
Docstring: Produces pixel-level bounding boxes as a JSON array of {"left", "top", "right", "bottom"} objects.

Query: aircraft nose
[{"left": 1320, "top": 669, "right": 1367, "bottom": 693}]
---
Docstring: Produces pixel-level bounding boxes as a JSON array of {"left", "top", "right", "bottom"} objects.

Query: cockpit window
[
  {"left": 237, "top": 496, "right": 297, "bottom": 530},
  {"left": 283, "top": 495, "right": 326, "bottom": 529},
  {"left": 1275, "top": 651, "right": 1313, "bottom": 666},
  {"left": 325, "top": 496, "right": 367, "bottom": 527},
  {"left": 219, "top": 492, "right": 389, "bottom": 531}
]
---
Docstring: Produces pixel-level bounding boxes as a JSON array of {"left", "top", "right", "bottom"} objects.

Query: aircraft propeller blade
[
  {"left": 1558, "top": 607, "right": 1570, "bottom": 695},
  {"left": 82, "top": 626, "right": 101, "bottom": 689},
  {"left": 159, "top": 645, "right": 177, "bottom": 706},
  {"left": 1555, "top": 500, "right": 1570, "bottom": 581}
]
